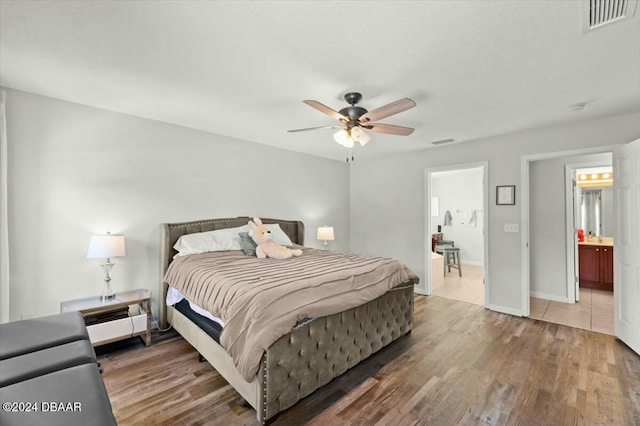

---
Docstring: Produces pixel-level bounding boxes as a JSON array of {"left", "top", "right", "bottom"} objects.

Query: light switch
[{"left": 504, "top": 223, "right": 519, "bottom": 233}]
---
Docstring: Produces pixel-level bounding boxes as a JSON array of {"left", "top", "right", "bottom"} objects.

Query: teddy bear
[{"left": 248, "top": 217, "right": 303, "bottom": 259}]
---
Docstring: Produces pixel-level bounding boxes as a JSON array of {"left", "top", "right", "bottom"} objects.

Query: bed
[{"left": 159, "top": 217, "right": 417, "bottom": 423}]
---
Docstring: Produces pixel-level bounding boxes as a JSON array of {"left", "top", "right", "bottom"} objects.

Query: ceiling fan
[{"left": 288, "top": 92, "right": 416, "bottom": 148}]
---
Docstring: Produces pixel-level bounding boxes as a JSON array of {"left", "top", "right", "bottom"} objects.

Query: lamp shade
[
  {"left": 316, "top": 226, "right": 335, "bottom": 241},
  {"left": 87, "top": 234, "right": 126, "bottom": 259}
]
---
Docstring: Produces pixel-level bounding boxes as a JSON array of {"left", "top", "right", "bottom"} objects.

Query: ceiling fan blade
[
  {"left": 366, "top": 123, "right": 415, "bottom": 136},
  {"left": 303, "top": 100, "right": 347, "bottom": 121},
  {"left": 287, "top": 125, "right": 341, "bottom": 133},
  {"left": 359, "top": 98, "right": 416, "bottom": 123}
]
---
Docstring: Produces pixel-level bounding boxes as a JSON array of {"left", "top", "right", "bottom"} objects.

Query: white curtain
[
  {"left": 581, "top": 189, "right": 602, "bottom": 237},
  {"left": 0, "top": 90, "right": 9, "bottom": 323}
]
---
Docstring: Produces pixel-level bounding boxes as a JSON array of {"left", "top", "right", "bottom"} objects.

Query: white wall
[
  {"left": 431, "top": 168, "right": 484, "bottom": 265},
  {"left": 529, "top": 152, "right": 611, "bottom": 301},
  {"left": 350, "top": 112, "right": 640, "bottom": 314},
  {"left": 5, "top": 88, "right": 350, "bottom": 321}
]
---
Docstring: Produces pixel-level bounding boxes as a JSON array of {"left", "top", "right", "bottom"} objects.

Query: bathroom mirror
[{"left": 581, "top": 189, "right": 602, "bottom": 237}]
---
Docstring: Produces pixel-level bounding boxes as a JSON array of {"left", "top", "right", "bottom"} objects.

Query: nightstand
[{"left": 61, "top": 289, "right": 151, "bottom": 347}]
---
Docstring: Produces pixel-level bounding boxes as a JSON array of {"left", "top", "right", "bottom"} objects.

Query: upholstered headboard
[{"left": 158, "top": 217, "right": 305, "bottom": 328}]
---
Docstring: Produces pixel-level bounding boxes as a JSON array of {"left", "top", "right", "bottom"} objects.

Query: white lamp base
[
  {"left": 100, "top": 259, "right": 116, "bottom": 302},
  {"left": 101, "top": 283, "right": 115, "bottom": 302}
]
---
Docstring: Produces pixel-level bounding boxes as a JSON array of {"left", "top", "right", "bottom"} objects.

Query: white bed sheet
[{"left": 166, "top": 286, "right": 225, "bottom": 327}]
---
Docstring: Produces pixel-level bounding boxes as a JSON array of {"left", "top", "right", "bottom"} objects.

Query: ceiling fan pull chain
[{"left": 346, "top": 147, "right": 355, "bottom": 163}]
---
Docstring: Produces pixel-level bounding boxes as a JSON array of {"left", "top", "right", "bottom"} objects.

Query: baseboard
[
  {"left": 413, "top": 287, "right": 428, "bottom": 295},
  {"left": 487, "top": 304, "right": 523, "bottom": 317},
  {"left": 529, "top": 291, "right": 571, "bottom": 303}
]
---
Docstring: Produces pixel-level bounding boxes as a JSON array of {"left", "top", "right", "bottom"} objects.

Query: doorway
[
  {"left": 525, "top": 150, "right": 614, "bottom": 334},
  {"left": 424, "top": 163, "right": 488, "bottom": 307}
]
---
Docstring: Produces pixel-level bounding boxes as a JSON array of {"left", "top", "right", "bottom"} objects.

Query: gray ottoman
[
  {"left": 0, "top": 312, "right": 89, "bottom": 360},
  {"left": 0, "top": 340, "right": 97, "bottom": 387},
  {"left": 0, "top": 363, "right": 116, "bottom": 426}
]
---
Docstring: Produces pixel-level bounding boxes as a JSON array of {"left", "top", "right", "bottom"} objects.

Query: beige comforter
[{"left": 164, "top": 247, "right": 418, "bottom": 381}]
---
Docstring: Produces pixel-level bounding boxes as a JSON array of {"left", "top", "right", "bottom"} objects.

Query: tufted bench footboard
[{"left": 260, "top": 283, "right": 414, "bottom": 421}]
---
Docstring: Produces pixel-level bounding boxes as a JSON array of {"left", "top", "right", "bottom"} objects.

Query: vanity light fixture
[{"left": 576, "top": 171, "right": 613, "bottom": 188}]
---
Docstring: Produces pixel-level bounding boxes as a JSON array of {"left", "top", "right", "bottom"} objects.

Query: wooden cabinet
[
  {"left": 431, "top": 233, "right": 443, "bottom": 252},
  {"left": 578, "top": 245, "right": 600, "bottom": 283},
  {"left": 578, "top": 245, "right": 613, "bottom": 291},
  {"left": 601, "top": 247, "right": 614, "bottom": 286}
]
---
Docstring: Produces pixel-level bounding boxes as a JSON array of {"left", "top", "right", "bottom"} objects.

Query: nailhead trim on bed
[{"left": 262, "top": 284, "right": 413, "bottom": 420}]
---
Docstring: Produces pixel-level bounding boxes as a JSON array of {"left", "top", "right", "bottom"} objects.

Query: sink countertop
[{"left": 579, "top": 237, "right": 614, "bottom": 247}]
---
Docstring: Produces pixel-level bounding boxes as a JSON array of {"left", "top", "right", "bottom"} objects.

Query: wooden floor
[{"left": 100, "top": 295, "right": 640, "bottom": 425}]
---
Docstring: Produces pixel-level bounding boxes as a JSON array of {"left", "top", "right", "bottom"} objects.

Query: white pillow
[
  {"left": 264, "top": 223, "right": 293, "bottom": 246},
  {"left": 210, "top": 225, "right": 250, "bottom": 251},
  {"left": 174, "top": 225, "right": 250, "bottom": 255},
  {"left": 173, "top": 231, "right": 215, "bottom": 256}
]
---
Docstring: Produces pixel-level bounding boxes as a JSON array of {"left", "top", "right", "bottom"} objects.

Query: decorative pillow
[
  {"left": 264, "top": 223, "right": 293, "bottom": 246},
  {"left": 238, "top": 232, "right": 257, "bottom": 256},
  {"left": 173, "top": 225, "right": 250, "bottom": 255}
]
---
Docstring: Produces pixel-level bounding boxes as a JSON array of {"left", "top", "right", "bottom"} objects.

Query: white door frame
[
  {"left": 521, "top": 145, "right": 620, "bottom": 316},
  {"left": 424, "top": 161, "right": 489, "bottom": 306}
]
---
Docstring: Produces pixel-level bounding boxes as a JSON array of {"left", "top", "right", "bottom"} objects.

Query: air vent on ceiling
[
  {"left": 431, "top": 138, "right": 455, "bottom": 146},
  {"left": 583, "top": 0, "right": 638, "bottom": 32}
]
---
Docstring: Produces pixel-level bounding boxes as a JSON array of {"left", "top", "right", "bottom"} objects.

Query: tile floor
[
  {"left": 431, "top": 263, "right": 485, "bottom": 306},
  {"left": 432, "top": 264, "right": 614, "bottom": 336},
  {"left": 530, "top": 288, "right": 614, "bottom": 335}
]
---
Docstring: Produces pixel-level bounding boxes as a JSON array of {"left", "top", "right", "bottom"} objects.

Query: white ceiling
[{"left": 1, "top": 1, "right": 639, "bottom": 161}]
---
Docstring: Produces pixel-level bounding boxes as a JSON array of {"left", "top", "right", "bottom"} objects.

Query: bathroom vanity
[{"left": 578, "top": 239, "right": 614, "bottom": 291}]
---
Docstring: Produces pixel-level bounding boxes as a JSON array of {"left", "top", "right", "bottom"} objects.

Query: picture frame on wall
[{"left": 496, "top": 185, "right": 516, "bottom": 205}]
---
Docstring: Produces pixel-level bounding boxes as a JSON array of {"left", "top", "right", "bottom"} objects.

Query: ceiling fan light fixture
[
  {"left": 350, "top": 126, "right": 371, "bottom": 146},
  {"left": 344, "top": 138, "right": 355, "bottom": 148},
  {"left": 333, "top": 129, "right": 351, "bottom": 147}
]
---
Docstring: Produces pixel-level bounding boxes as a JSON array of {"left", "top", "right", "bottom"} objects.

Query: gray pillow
[{"left": 238, "top": 232, "right": 257, "bottom": 256}]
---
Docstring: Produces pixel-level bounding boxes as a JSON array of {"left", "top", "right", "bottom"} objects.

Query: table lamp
[
  {"left": 87, "top": 232, "right": 126, "bottom": 301},
  {"left": 317, "top": 226, "right": 334, "bottom": 249}
]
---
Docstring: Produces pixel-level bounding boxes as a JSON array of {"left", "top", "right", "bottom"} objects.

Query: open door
[
  {"left": 565, "top": 165, "right": 581, "bottom": 302},
  {"left": 613, "top": 139, "right": 640, "bottom": 355},
  {"left": 573, "top": 174, "right": 581, "bottom": 302}
]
